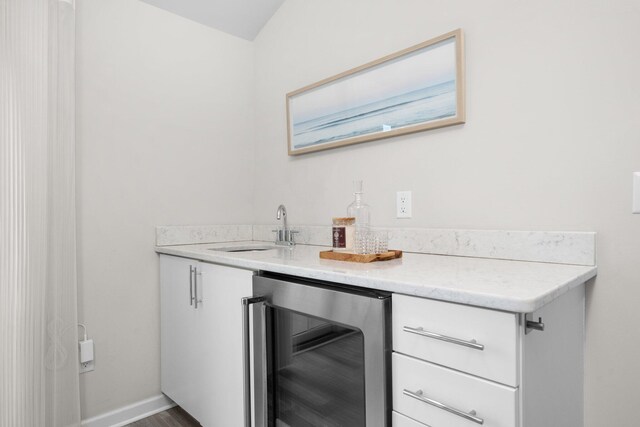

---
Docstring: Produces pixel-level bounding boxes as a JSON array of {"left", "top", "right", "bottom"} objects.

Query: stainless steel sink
[{"left": 208, "top": 244, "right": 276, "bottom": 253}]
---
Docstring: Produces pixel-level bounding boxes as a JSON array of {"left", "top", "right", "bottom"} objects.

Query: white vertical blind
[{"left": 0, "top": 0, "right": 80, "bottom": 426}]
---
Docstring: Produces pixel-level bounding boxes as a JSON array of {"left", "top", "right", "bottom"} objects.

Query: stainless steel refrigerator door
[{"left": 249, "top": 274, "right": 390, "bottom": 427}]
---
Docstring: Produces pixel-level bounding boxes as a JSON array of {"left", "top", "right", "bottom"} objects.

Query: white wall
[
  {"left": 77, "top": 0, "right": 640, "bottom": 423},
  {"left": 76, "top": 0, "right": 254, "bottom": 418},
  {"left": 252, "top": 0, "right": 640, "bottom": 425}
]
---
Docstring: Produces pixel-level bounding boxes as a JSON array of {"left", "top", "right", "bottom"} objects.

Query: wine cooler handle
[{"left": 241, "top": 296, "right": 266, "bottom": 427}]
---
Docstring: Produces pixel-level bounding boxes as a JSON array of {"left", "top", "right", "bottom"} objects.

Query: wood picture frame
[{"left": 286, "top": 29, "right": 465, "bottom": 155}]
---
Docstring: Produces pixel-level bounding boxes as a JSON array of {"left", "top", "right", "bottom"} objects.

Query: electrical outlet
[
  {"left": 79, "top": 339, "right": 95, "bottom": 374},
  {"left": 396, "top": 191, "right": 412, "bottom": 218},
  {"left": 80, "top": 360, "right": 94, "bottom": 374}
]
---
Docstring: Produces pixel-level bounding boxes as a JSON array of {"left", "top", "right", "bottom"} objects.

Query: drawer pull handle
[
  {"left": 403, "top": 389, "right": 484, "bottom": 425},
  {"left": 403, "top": 326, "right": 484, "bottom": 350}
]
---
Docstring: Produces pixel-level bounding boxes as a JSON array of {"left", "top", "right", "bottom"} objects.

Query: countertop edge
[{"left": 155, "top": 245, "right": 597, "bottom": 313}]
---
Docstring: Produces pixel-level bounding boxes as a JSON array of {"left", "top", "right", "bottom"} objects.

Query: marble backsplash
[
  {"left": 156, "top": 224, "right": 253, "bottom": 246},
  {"left": 157, "top": 224, "right": 596, "bottom": 266}
]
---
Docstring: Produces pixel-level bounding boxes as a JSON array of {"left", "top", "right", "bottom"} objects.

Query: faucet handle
[{"left": 285, "top": 229, "right": 299, "bottom": 245}]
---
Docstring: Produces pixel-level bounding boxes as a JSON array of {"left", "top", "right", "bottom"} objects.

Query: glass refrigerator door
[{"left": 267, "top": 308, "right": 365, "bottom": 427}]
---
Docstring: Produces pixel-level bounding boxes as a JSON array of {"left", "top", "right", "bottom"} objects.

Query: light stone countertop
[{"left": 155, "top": 241, "right": 597, "bottom": 313}]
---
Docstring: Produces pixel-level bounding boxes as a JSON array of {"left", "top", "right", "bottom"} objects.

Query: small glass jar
[
  {"left": 372, "top": 230, "right": 389, "bottom": 254},
  {"left": 332, "top": 217, "right": 355, "bottom": 252}
]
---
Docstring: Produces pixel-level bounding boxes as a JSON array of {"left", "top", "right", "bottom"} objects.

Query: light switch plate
[{"left": 633, "top": 172, "right": 640, "bottom": 214}]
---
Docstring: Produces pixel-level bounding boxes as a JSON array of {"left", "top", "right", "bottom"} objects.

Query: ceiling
[{"left": 139, "top": 0, "right": 285, "bottom": 41}]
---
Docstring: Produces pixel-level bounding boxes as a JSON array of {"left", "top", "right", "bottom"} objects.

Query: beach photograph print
[{"left": 287, "top": 29, "right": 465, "bottom": 155}]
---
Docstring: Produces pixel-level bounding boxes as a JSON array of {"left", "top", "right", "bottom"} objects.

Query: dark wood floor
[{"left": 125, "top": 406, "right": 201, "bottom": 427}]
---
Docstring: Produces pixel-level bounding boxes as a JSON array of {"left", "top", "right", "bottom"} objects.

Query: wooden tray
[{"left": 319, "top": 249, "right": 403, "bottom": 263}]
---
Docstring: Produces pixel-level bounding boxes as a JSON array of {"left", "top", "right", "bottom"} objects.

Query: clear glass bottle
[{"left": 347, "top": 180, "right": 371, "bottom": 253}]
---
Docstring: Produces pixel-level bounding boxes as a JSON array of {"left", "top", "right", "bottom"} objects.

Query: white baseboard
[{"left": 81, "top": 394, "right": 176, "bottom": 427}]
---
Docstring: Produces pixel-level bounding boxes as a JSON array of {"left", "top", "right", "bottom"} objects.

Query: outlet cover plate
[
  {"left": 634, "top": 172, "right": 640, "bottom": 214},
  {"left": 397, "top": 191, "right": 412, "bottom": 218}
]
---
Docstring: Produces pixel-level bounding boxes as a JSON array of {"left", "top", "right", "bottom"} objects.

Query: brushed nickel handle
[
  {"left": 242, "top": 296, "right": 266, "bottom": 427},
  {"left": 403, "top": 326, "right": 484, "bottom": 350},
  {"left": 189, "top": 265, "right": 194, "bottom": 306},
  {"left": 403, "top": 389, "right": 484, "bottom": 425},
  {"left": 194, "top": 268, "right": 202, "bottom": 309}
]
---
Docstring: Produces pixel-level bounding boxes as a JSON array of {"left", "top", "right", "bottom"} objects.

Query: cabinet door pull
[
  {"left": 194, "top": 268, "right": 202, "bottom": 309},
  {"left": 403, "top": 326, "right": 484, "bottom": 350},
  {"left": 403, "top": 389, "right": 484, "bottom": 425},
  {"left": 189, "top": 265, "right": 194, "bottom": 306}
]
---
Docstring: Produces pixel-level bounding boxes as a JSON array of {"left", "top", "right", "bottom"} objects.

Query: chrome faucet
[
  {"left": 274, "top": 204, "right": 297, "bottom": 246},
  {"left": 276, "top": 204, "right": 288, "bottom": 231}
]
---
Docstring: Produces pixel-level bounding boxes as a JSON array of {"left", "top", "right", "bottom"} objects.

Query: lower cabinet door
[
  {"left": 160, "top": 255, "right": 199, "bottom": 418},
  {"left": 392, "top": 353, "right": 518, "bottom": 427},
  {"left": 191, "top": 261, "right": 253, "bottom": 427},
  {"left": 160, "top": 255, "right": 254, "bottom": 427}
]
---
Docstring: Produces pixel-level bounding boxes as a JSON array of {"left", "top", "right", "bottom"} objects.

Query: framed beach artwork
[{"left": 286, "top": 29, "right": 465, "bottom": 155}]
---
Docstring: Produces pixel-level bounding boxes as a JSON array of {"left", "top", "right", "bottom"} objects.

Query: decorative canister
[{"left": 332, "top": 217, "right": 356, "bottom": 252}]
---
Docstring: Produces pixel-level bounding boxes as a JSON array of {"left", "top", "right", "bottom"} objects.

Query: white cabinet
[
  {"left": 160, "top": 255, "right": 198, "bottom": 418},
  {"left": 160, "top": 254, "right": 253, "bottom": 427},
  {"left": 393, "top": 294, "right": 519, "bottom": 386},
  {"left": 159, "top": 251, "right": 586, "bottom": 427},
  {"left": 392, "top": 286, "right": 585, "bottom": 427},
  {"left": 393, "top": 352, "right": 518, "bottom": 427}
]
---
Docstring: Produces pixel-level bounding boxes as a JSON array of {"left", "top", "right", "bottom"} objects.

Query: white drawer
[
  {"left": 393, "top": 411, "right": 430, "bottom": 427},
  {"left": 393, "top": 353, "right": 518, "bottom": 427},
  {"left": 393, "top": 294, "right": 519, "bottom": 386}
]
